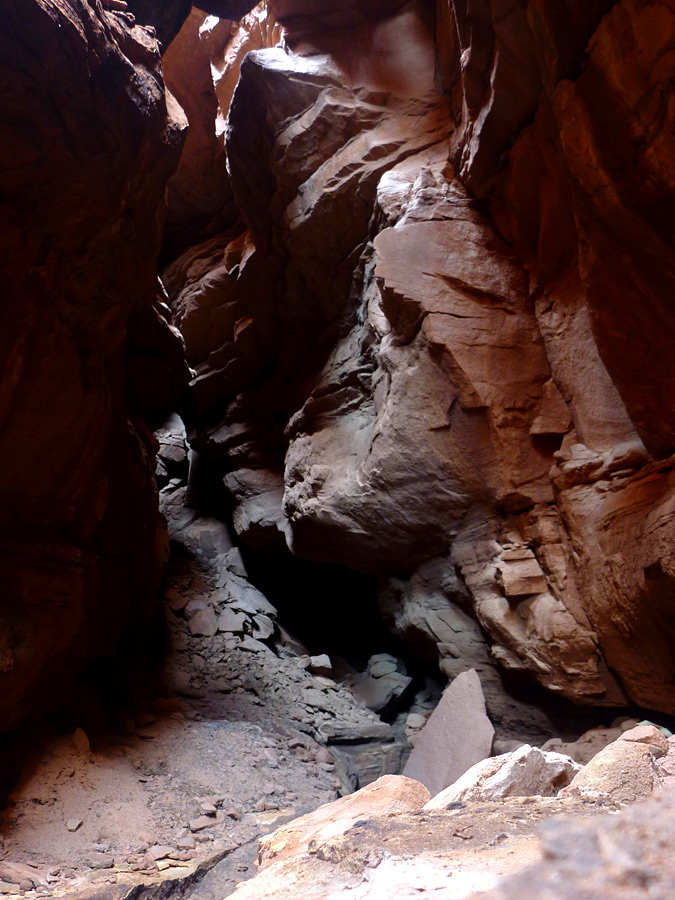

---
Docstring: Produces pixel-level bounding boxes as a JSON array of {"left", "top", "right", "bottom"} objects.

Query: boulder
[
  {"left": 188, "top": 607, "right": 219, "bottom": 637},
  {"left": 560, "top": 736, "right": 664, "bottom": 805},
  {"left": 403, "top": 670, "right": 494, "bottom": 796},
  {"left": 224, "top": 787, "right": 675, "bottom": 900},
  {"left": 424, "top": 745, "right": 581, "bottom": 807},
  {"left": 258, "top": 775, "right": 431, "bottom": 868},
  {"left": 618, "top": 724, "right": 670, "bottom": 758}
]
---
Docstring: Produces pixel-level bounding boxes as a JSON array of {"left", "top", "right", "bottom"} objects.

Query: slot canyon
[{"left": 1, "top": 0, "right": 675, "bottom": 897}]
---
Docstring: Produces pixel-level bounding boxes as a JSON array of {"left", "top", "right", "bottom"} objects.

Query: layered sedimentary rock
[
  {"left": 0, "top": 0, "right": 186, "bottom": 728},
  {"left": 163, "top": 0, "right": 675, "bottom": 718}
]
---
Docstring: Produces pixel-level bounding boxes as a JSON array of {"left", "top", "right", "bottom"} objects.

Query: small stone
[
  {"left": 264, "top": 748, "right": 279, "bottom": 766},
  {"left": 188, "top": 607, "right": 219, "bottom": 637},
  {"left": 368, "top": 653, "right": 399, "bottom": 666},
  {"left": 308, "top": 655, "right": 332, "bottom": 676},
  {"left": 0, "top": 883, "right": 19, "bottom": 895},
  {"left": 148, "top": 846, "right": 174, "bottom": 861},
  {"left": 185, "top": 598, "right": 208, "bottom": 614},
  {"left": 225, "top": 808, "right": 240, "bottom": 820},
  {"left": 189, "top": 816, "right": 218, "bottom": 833},
  {"left": 85, "top": 854, "right": 114, "bottom": 870},
  {"left": 200, "top": 803, "right": 217, "bottom": 816},
  {"left": 369, "top": 659, "right": 398, "bottom": 678},
  {"left": 294, "top": 748, "right": 314, "bottom": 763},
  {"left": 301, "top": 687, "right": 329, "bottom": 709},
  {"left": 229, "top": 584, "right": 277, "bottom": 617},
  {"left": 65, "top": 819, "right": 83, "bottom": 833},
  {"left": 406, "top": 713, "right": 426, "bottom": 730},
  {"left": 165, "top": 589, "right": 187, "bottom": 611},
  {"left": 217, "top": 610, "right": 248, "bottom": 634},
  {"left": 137, "top": 831, "right": 157, "bottom": 846},
  {"left": 72, "top": 728, "right": 90, "bottom": 755},
  {"left": 239, "top": 636, "right": 270, "bottom": 653},
  {"left": 252, "top": 614, "right": 274, "bottom": 641},
  {"left": 176, "top": 837, "right": 196, "bottom": 850}
]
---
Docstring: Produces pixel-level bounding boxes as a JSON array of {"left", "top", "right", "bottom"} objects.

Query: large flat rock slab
[{"left": 403, "top": 669, "right": 494, "bottom": 796}]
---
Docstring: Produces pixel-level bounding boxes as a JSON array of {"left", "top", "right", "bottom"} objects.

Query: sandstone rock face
[
  {"left": 162, "top": 0, "right": 675, "bottom": 717},
  {"left": 0, "top": 0, "right": 185, "bottom": 728},
  {"left": 162, "top": 10, "right": 237, "bottom": 258},
  {"left": 443, "top": 0, "right": 675, "bottom": 456},
  {"left": 161, "top": 5, "right": 282, "bottom": 258}
]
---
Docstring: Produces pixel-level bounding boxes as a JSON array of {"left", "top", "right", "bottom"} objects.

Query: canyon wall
[
  {"left": 1, "top": 0, "right": 673, "bottom": 734},
  {"left": 0, "top": 0, "right": 187, "bottom": 729},
  {"left": 164, "top": 0, "right": 675, "bottom": 722}
]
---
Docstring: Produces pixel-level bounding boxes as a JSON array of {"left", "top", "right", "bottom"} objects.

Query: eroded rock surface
[{"left": 160, "top": 0, "right": 675, "bottom": 721}]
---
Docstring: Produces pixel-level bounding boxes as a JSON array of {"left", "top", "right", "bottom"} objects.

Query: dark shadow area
[
  {"left": 241, "top": 547, "right": 386, "bottom": 663},
  {"left": 490, "top": 666, "right": 675, "bottom": 743}
]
